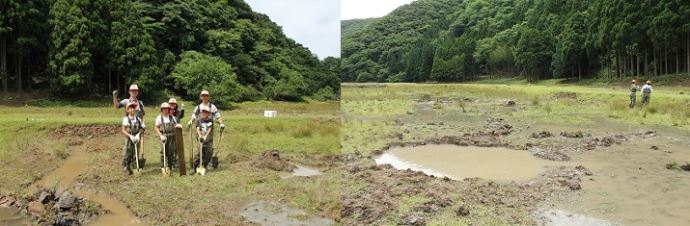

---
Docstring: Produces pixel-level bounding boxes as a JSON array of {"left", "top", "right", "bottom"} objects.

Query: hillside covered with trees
[
  {"left": 0, "top": 0, "right": 339, "bottom": 103},
  {"left": 341, "top": 0, "right": 690, "bottom": 82}
]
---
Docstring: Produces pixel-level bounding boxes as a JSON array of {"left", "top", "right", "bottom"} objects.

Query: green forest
[
  {"left": 0, "top": 0, "right": 340, "bottom": 103},
  {"left": 341, "top": 0, "right": 690, "bottom": 82}
]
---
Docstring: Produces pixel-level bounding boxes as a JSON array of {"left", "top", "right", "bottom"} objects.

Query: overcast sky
[
  {"left": 245, "top": 0, "right": 340, "bottom": 59},
  {"left": 341, "top": 0, "right": 416, "bottom": 20}
]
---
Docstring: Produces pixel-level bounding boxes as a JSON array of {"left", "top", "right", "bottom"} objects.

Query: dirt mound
[
  {"left": 560, "top": 131, "right": 586, "bottom": 138},
  {"left": 53, "top": 125, "right": 120, "bottom": 138},
  {"left": 0, "top": 188, "right": 104, "bottom": 225},
  {"left": 341, "top": 163, "right": 456, "bottom": 225},
  {"left": 529, "top": 147, "right": 570, "bottom": 161},
  {"left": 531, "top": 131, "right": 553, "bottom": 139},
  {"left": 376, "top": 132, "right": 507, "bottom": 156},
  {"left": 485, "top": 118, "right": 513, "bottom": 135},
  {"left": 553, "top": 92, "right": 577, "bottom": 99},
  {"left": 251, "top": 150, "right": 296, "bottom": 172}
]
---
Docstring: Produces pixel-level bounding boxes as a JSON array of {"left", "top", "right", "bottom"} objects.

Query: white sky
[
  {"left": 341, "top": 0, "right": 416, "bottom": 20},
  {"left": 246, "top": 0, "right": 340, "bottom": 59}
]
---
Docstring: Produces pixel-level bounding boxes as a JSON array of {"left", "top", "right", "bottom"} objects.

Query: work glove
[
  {"left": 129, "top": 135, "right": 135, "bottom": 142},
  {"left": 220, "top": 124, "right": 225, "bottom": 129},
  {"left": 160, "top": 135, "right": 166, "bottom": 142},
  {"left": 187, "top": 120, "right": 193, "bottom": 127},
  {"left": 134, "top": 133, "right": 141, "bottom": 142},
  {"left": 141, "top": 124, "right": 146, "bottom": 129},
  {"left": 181, "top": 103, "right": 185, "bottom": 109},
  {"left": 112, "top": 90, "right": 118, "bottom": 96},
  {"left": 200, "top": 136, "right": 206, "bottom": 143}
]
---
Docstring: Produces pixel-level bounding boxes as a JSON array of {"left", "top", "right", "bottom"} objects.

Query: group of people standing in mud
[
  {"left": 112, "top": 84, "right": 225, "bottom": 176},
  {"left": 629, "top": 80, "right": 654, "bottom": 108}
]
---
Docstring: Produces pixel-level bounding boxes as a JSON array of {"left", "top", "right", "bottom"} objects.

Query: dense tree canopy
[
  {"left": 0, "top": 0, "right": 339, "bottom": 102},
  {"left": 341, "top": 0, "right": 690, "bottom": 82}
]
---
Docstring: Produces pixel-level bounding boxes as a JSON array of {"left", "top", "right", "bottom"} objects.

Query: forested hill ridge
[
  {"left": 0, "top": 0, "right": 339, "bottom": 104},
  {"left": 341, "top": 0, "right": 690, "bottom": 83}
]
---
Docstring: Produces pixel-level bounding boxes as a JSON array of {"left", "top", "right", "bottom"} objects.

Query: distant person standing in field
[
  {"left": 640, "top": 80, "right": 653, "bottom": 107},
  {"left": 629, "top": 80, "right": 640, "bottom": 108}
]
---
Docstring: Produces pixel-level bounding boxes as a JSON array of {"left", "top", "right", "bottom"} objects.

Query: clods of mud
[
  {"left": 279, "top": 165, "right": 323, "bottom": 179},
  {"left": 0, "top": 188, "right": 105, "bottom": 226},
  {"left": 52, "top": 125, "right": 120, "bottom": 138},
  {"left": 375, "top": 144, "right": 564, "bottom": 182},
  {"left": 252, "top": 150, "right": 296, "bottom": 172},
  {"left": 536, "top": 209, "right": 616, "bottom": 226},
  {"left": 241, "top": 201, "right": 333, "bottom": 226}
]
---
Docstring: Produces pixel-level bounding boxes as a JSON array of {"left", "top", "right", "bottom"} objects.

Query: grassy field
[
  {"left": 342, "top": 81, "right": 690, "bottom": 155},
  {"left": 340, "top": 81, "right": 690, "bottom": 225},
  {"left": 0, "top": 97, "right": 341, "bottom": 225}
]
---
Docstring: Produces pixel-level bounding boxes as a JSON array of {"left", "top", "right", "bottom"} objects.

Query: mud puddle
[
  {"left": 241, "top": 201, "right": 333, "bottom": 226},
  {"left": 30, "top": 148, "right": 146, "bottom": 226},
  {"left": 375, "top": 144, "right": 569, "bottom": 181},
  {"left": 549, "top": 137, "right": 690, "bottom": 226},
  {"left": 536, "top": 209, "right": 617, "bottom": 226},
  {"left": 0, "top": 207, "right": 28, "bottom": 226},
  {"left": 279, "top": 165, "right": 323, "bottom": 179}
]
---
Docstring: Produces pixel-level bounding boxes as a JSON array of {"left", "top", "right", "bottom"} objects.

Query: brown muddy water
[
  {"left": 374, "top": 144, "right": 568, "bottom": 181},
  {"left": 549, "top": 137, "right": 690, "bottom": 226},
  {"left": 241, "top": 200, "right": 333, "bottom": 226},
  {"left": 31, "top": 148, "right": 146, "bottom": 226},
  {"left": 0, "top": 207, "right": 28, "bottom": 226},
  {"left": 279, "top": 165, "right": 323, "bottom": 179}
]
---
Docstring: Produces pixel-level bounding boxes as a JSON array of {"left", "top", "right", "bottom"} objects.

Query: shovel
[
  {"left": 196, "top": 137, "right": 206, "bottom": 176},
  {"left": 133, "top": 139, "right": 143, "bottom": 175},
  {"left": 161, "top": 138, "right": 171, "bottom": 176},
  {"left": 210, "top": 127, "right": 224, "bottom": 169},
  {"left": 138, "top": 133, "right": 147, "bottom": 169}
]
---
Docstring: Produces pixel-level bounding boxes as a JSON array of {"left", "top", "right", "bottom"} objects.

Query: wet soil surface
[
  {"left": 241, "top": 201, "right": 334, "bottom": 225},
  {"left": 52, "top": 125, "right": 120, "bottom": 138},
  {"left": 341, "top": 151, "right": 592, "bottom": 225}
]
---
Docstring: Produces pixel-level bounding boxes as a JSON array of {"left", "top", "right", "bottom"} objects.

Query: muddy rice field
[
  {"left": 340, "top": 83, "right": 690, "bottom": 226},
  {"left": 0, "top": 100, "right": 341, "bottom": 225}
]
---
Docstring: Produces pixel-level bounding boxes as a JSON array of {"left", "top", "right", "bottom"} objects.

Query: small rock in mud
[
  {"left": 38, "top": 191, "right": 53, "bottom": 204},
  {"left": 400, "top": 214, "right": 426, "bottom": 226},
  {"left": 58, "top": 192, "right": 76, "bottom": 210},
  {"left": 251, "top": 150, "right": 296, "bottom": 172},
  {"left": 27, "top": 201, "right": 45, "bottom": 216},
  {"left": 560, "top": 131, "right": 585, "bottom": 138},
  {"left": 650, "top": 145, "right": 659, "bottom": 150},
  {"left": 506, "top": 100, "right": 516, "bottom": 106},
  {"left": 531, "top": 131, "right": 553, "bottom": 139},
  {"left": 681, "top": 163, "right": 690, "bottom": 171},
  {"left": 455, "top": 206, "right": 470, "bottom": 216}
]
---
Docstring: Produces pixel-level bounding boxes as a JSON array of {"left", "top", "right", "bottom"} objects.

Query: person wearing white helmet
[
  {"left": 113, "top": 84, "right": 146, "bottom": 121},
  {"left": 155, "top": 102, "right": 180, "bottom": 172},
  {"left": 187, "top": 90, "right": 224, "bottom": 130},
  {"left": 121, "top": 102, "right": 144, "bottom": 175},
  {"left": 168, "top": 98, "right": 184, "bottom": 122}
]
